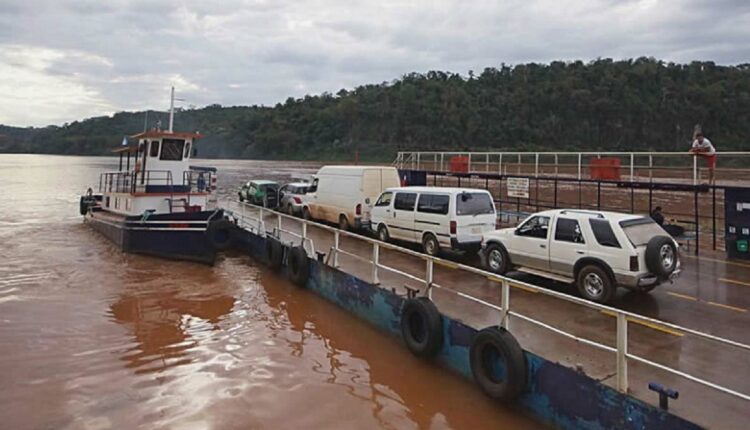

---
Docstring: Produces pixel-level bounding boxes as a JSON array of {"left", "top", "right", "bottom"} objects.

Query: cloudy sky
[{"left": 1, "top": 0, "right": 748, "bottom": 127}]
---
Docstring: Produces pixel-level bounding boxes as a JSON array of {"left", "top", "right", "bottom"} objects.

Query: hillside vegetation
[{"left": 1, "top": 58, "right": 749, "bottom": 161}]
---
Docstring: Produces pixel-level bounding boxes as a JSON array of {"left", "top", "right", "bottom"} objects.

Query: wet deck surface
[{"left": 240, "top": 204, "right": 750, "bottom": 429}]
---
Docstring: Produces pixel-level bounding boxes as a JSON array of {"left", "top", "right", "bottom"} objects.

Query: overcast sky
[{"left": 1, "top": 0, "right": 748, "bottom": 127}]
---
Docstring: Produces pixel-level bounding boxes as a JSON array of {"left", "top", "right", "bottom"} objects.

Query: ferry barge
[{"left": 79, "top": 91, "right": 230, "bottom": 264}]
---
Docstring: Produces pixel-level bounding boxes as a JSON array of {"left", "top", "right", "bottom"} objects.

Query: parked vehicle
[
  {"left": 480, "top": 209, "right": 680, "bottom": 304},
  {"left": 304, "top": 166, "right": 400, "bottom": 230},
  {"left": 238, "top": 180, "right": 279, "bottom": 208},
  {"left": 371, "top": 187, "right": 497, "bottom": 256},
  {"left": 279, "top": 182, "right": 311, "bottom": 215}
]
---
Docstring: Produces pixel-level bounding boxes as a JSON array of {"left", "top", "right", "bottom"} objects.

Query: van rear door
[{"left": 454, "top": 191, "right": 496, "bottom": 245}]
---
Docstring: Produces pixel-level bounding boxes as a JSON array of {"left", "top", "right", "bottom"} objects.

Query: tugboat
[{"left": 79, "top": 88, "right": 233, "bottom": 264}]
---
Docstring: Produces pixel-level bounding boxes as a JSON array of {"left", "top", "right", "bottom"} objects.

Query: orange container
[
  {"left": 590, "top": 158, "right": 621, "bottom": 180},
  {"left": 450, "top": 156, "right": 469, "bottom": 173}
]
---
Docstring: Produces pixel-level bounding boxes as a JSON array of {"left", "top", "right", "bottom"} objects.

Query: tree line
[{"left": 1, "top": 58, "right": 748, "bottom": 161}]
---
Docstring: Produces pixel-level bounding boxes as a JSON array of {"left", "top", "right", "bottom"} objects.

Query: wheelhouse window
[
  {"left": 149, "top": 140, "right": 160, "bottom": 157},
  {"left": 160, "top": 138, "right": 185, "bottom": 161}
]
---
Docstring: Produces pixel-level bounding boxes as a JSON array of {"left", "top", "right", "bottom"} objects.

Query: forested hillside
[{"left": 2, "top": 58, "right": 749, "bottom": 161}]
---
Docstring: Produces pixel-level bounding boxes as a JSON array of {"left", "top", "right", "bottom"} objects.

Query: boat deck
[{"left": 231, "top": 202, "right": 750, "bottom": 429}]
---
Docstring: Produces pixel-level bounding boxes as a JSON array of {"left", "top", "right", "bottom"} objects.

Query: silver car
[{"left": 279, "top": 182, "right": 312, "bottom": 215}]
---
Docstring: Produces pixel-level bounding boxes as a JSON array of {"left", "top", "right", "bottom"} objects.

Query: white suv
[{"left": 480, "top": 209, "right": 680, "bottom": 303}]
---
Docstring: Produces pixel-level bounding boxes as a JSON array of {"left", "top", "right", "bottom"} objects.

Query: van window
[
  {"left": 394, "top": 193, "right": 417, "bottom": 211},
  {"left": 417, "top": 194, "right": 449, "bottom": 215},
  {"left": 160, "top": 138, "right": 185, "bottom": 161},
  {"left": 456, "top": 192, "right": 494, "bottom": 216},
  {"left": 555, "top": 218, "right": 585, "bottom": 243},
  {"left": 375, "top": 192, "right": 393, "bottom": 207},
  {"left": 590, "top": 219, "right": 620, "bottom": 248}
]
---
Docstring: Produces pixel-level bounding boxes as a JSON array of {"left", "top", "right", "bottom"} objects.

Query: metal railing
[
  {"left": 225, "top": 199, "right": 750, "bottom": 405},
  {"left": 394, "top": 151, "right": 750, "bottom": 185}
]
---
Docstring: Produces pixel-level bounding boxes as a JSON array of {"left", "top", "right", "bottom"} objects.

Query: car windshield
[
  {"left": 259, "top": 184, "right": 278, "bottom": 192},
  {"left": 456, "top": 192, "right": 494, "bottom": 216},
  {"left": 620, "top": 218, "right": 664, "bottom": 246}
]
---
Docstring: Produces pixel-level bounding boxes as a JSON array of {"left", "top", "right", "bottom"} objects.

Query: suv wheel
[
  {"left": 422, "top": 234, "right": 440, "bottom": 257},
  {"left": 377, "top": 225, "right": 390, "bottom": 242},
  {"left": 302, "top": 207, "right": 312, "bottom": 221},
  {"left": 576, "top": 265, "right": 615, "bottom": 304},
  {"left": 485, "top": 243, "right": 509, "bottom": 275}
]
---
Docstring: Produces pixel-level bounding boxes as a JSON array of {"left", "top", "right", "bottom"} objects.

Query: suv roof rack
[{"left": 559, "top": 209, "right": 605, "bottom": 219}]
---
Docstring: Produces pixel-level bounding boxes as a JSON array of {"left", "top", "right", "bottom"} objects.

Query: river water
[{"left": 0, "top": 154, "right": 542, "bottom": 430}]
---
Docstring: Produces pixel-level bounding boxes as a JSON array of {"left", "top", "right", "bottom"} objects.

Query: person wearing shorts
[{"left": 689, "top": 131, "right": 716, "bottom": 184}]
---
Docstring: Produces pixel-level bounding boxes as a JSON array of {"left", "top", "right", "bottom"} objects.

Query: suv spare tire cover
[{"left": 645, "top": 235, "right": 677, "bottom": 277}]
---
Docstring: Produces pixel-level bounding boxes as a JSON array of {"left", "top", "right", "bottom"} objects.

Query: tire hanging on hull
[
  {"left": 400, "top": 297, "right": 443, "bottom": 358},
  {"left": 469, "top": 326, "right": 527, "bottom": 402}
]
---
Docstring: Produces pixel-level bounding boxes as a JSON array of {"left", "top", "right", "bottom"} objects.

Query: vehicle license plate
[{"left": 471, "top": 227, "right": 481, "bottom": 234}]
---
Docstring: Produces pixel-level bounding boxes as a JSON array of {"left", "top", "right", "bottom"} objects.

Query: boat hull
[{"left": 85, "top": 209, "right": 222, "bottom": 265}]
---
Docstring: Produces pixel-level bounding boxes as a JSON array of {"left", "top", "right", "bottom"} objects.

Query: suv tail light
[
  {"left": 293, "top": 196, "right": 301, "bottom": 204},
  {"left": 355, "top": 203, "right": 362, "bottom": 215},
  {"left": 450, "top": 221, "right": 457, "bottom": 235},
  {"left": 630, "top": 255, "right": 639, "bottom": 272}
]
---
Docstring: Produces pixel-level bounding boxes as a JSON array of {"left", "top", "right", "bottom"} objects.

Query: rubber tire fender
[
  {"left": 470, "top": 326, "right": 527, "bottom": 402},
  {"left": 400, "top": 297, "right": 443, "bottom": 358},
  {"left": 287, "top": 245, "right": 310, "bottom": 287},
  {"left": 265, "top": 237, "right": 284, "bottom": 271},
  {"left": 645, "top": 235, "right": 677, "bottom": 278},
  {"left": 79, "top": 196, "right": 92, "bottom": 215},
  {"left": 206, "top": 219, "right": 236, "bottom": 251}
]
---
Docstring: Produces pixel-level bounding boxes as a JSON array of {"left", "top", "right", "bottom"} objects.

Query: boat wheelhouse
[{"left": 80, "top": 88, "right": 230, "bottom": 264}]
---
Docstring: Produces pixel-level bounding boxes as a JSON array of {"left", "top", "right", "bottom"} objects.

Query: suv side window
[
  {"left": 516, "top": 216, "right": 550, "bottom": 239},
  {"left": 589, "top": 219, "right": 621, "bottom": 248},
  {"left": 555, "top": 218, "right": 585, "bottom": 243},
  {"left": 375, "top": 192, "right": 392, "bottom": 207},
  {"left": 417, "top": 194, "right": 449, "bottom": 215},
  {"left": 394, "top": 193, "right": 417, "bottom": 211}
]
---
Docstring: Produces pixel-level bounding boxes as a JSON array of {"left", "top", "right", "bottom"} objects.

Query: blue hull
[{"left": 85, "top": 210, "right": 221, "bottom": 264}]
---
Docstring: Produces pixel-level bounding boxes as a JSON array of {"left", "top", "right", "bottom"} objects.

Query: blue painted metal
[{"left": 234, "top": 229, "right": 704, "bottom": 430}]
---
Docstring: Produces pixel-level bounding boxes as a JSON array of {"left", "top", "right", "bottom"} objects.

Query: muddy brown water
[{"left": 0, "top": 155, "right": 543, "bottom": 430}]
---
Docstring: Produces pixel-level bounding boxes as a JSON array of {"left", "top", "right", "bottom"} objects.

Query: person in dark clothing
[{"left": 651, "top": 206, "right": 685, "bottom": 237}]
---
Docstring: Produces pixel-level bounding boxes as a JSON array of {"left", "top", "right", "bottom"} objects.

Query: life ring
[
  {"left": 287, "top": 245, "right": 310, "bottom": 287},
  {"left": 400, "top": 297, "right": 443, "bottom": 358},
  {"left": 206, "top": 219, "right": 235, "bottom": 251},
  {"left": 265, "top": 237, "right": 284, "bottom": 271},
  {"left": 470, "top": 326, "right": 527, "bottom": 402}
]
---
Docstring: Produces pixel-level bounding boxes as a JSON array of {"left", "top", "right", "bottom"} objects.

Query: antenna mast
[{"left": 168, "top": 86, "right": 175, "bottom": 133}]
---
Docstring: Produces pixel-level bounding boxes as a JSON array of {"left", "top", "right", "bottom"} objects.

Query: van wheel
[
  {"left": 422, "top": 234, "right": 440, "bottom": 257},
  {"left": 302, "top": 207, "right": 311, "bottom": 221},
  {"left": 339, "top": 215, "right": 350, "bottom": 231},
  {"left": 377, "top": 225, "right": 390, "bottom": 242},
  {"left": 576, "top": 265, "right": 615, "bottom": 304}
]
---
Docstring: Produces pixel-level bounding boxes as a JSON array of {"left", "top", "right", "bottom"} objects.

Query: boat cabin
[{"left": 99, "top": 130, "right": 216, "bottom": 216}]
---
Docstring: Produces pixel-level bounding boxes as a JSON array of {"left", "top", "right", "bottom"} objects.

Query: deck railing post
[
  {"left": 616, "top": 312, "right": 629, "bottom": 393},
  {"left": 440, "top": 153, "right": 445, "bottom": 171},
  {"left": 498, "top": 153, "right": 503, "bottom": 175},
  {"left": 372, "top": 242, "right": 380, "bottom": 285},
  {"left": 535, "top": 153, "right": 539, "bottom": 177},
  {"left": 333, "top": 230, "right": 340, "bottom": 268},
  {"left": 501, "top": 280, "right": 510, "bottom": 329},
  {"left": 630, "top": 153, "right": 635, "bottom": 182},
  {"left": 486, "top": 153, "right": 490, "bottom": 172},
  {"left": 425, "top": 259, "right": 433, "bottom": 299},
  {"left": 416, "top": 152, "right": 421, "bottom": 171},
  {"left": 693, "top": 155, "right": 698, "bottom": 185},
  {"left": 649, "top": 155, "right": 653, "bottom": 182},
  {"left": 277, "top": 213, "right": 282, "bottom": 231},
  {"left": 554, "top": 154, "right": 559, "bottom": 176},
  {"left": 577, "top": 153, "right": 582, "bottom": 180},
  {"left": 302, "top": 220, "right": 307, "bottom": 240},
  {"left": 468, "top": 153, "right": 473, "bottom": 173}
]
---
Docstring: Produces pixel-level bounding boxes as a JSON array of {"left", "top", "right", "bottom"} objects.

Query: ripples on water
[{"left": 0, "top": 155, "right": 541, "bottom": 429}]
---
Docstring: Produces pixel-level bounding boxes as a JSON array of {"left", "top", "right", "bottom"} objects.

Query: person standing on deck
[{"left": 689, "top": 128, "right": 716, "bottom": 184}]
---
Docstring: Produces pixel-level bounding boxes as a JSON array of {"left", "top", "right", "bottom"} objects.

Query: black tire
[
  {"left": 576, "top": 264, "right": 615, "bottom": 303},
  {"left": 470, "top": 326, "right": 527, "bottom": 402},
  {"left": 339, "top": 215, "right": 350, "bottom": 231},
  {"left": 206, "top": 219, "right": 235, "bottom": 251},
  {"left": 265, "top": 237, "right": 284, "bottom": 271},
  {"left": 484, "top": 243, "right": 510, "bottom": 275},
  {"left": 645, "top": 236, "right": 678, "bottom": 278},
  {"left": 400, "top": 297, "right": 443, "bottom": 358},
  {"left": 287, "top": 204, "right": 294, "bottom": 216},
  {"left": 238, "top": 192, "right": 244, "bottom": 202},
  {"left": 422, "top": 233, "right": 440, "bottom": 256},
  {"left": 79, "top": 196, "right": 93, "bottom": 215},
  {"left": 287, "top": 245, "right": 310, "bottom": 287},
  {"left": 377, "top": 224, "right": 390, "bottom": 242},
  {"left": 303, "top": 207, "right": 312, "bottom": 221}
]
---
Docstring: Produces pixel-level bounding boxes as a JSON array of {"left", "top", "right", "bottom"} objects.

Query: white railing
[
  {"left": 393, "top": 151, "right": 750, "bottom": 185},
  {"left": 225, "top": 200, "right": 750, "bottom": 404}
]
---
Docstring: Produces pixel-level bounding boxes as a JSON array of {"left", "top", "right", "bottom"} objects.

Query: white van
[
  {"left": 304, "top": 166, "right": 401, "bottom": 230},
  {"left": 370, "top": 187, "right": 497, "bottom": 256}
]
